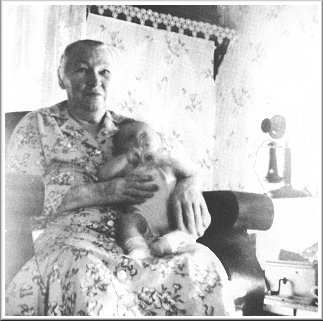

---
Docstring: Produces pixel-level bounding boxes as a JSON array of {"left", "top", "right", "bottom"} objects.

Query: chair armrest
[
  {"left": 5, "top": 172, "right": 44, "bottom": 228},
  {"left": 200, "top": 230, "right": 266, "bottom": 315},
  {"left": 202, "top": 190, "right": 274, "bottom": 234},
  {"left": 5, "top": 111, "right": 30, "bottom": 154},
  {"left": 5, "top": 177, "right": 274, "bottom": 234},
  {"left": 5, "top": 178, "right": 275, "bottom": 233},
  {"left": 200, "top": 191, "right": 274, "bottom": 315},
  {"left": 5, "top": 172, "right": 44, "bottom": 287}
]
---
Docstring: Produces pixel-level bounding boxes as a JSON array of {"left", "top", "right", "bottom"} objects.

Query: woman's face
[{"left": 61, "top": 45, "right": 113, "bottom": 115}]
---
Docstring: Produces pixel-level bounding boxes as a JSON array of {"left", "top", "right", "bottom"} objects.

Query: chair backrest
[{"left": 5, "top": 111, "right": 30, "bottom": 151}]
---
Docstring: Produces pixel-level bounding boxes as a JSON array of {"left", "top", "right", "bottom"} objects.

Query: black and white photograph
[{"left": 1, "top": 1, "right": 322, "bottom": 317}]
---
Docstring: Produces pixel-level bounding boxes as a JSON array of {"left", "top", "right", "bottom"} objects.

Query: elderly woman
[{"left": 5, "top": 39, "right": 234, "bottom": 316}]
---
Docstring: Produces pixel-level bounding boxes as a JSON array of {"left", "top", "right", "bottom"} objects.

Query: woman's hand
[
  {"left": 170, "top": 177, "right": 211, "bottom": 237},
  {"left": 101, "top": 174, "right": 158, "bottom": 205},
  {"left": 59, "top": 174, "right": 158, "bottom": 212}
]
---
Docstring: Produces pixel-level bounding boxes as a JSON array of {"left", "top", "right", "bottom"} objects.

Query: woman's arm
[
  {"left": 164, "top": 153, "right": 211, "bottom": 238},
  {"left": 7, "top": 112, "right": 159, "bottom": 215},
  {"left": 6, "top": 112, "right": 46, "bottom": 176},
  {"left": 170, "top": 175, "right": 211, "bottom": 238}
]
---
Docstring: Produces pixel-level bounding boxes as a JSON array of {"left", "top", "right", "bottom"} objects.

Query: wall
[
  {"left": 213, "top": 4, "right": 321, "bottom": 195},
  {"left": 3, "top": 4, "right": 321, "bottom": 194}
]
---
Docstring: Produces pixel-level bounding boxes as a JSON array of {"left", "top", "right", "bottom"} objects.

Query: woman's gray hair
[{"left": 57, "top": 39, "right": 115, "bottom": 84}]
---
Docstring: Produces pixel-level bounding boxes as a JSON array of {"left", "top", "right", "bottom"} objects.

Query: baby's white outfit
[{"left": 132, "top": 164, "right": 176, "bottom": 237}]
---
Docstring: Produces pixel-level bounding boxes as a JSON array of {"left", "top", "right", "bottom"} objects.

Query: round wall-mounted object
[{"left": 261, "top": 115, "right": 286, "bottom": 139}]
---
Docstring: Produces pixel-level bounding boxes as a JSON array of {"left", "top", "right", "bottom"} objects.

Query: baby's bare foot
[
  {"left": 128, "top": 247, "right": 151, "bottom": 261},
  {"left": 123, "top": 236, "right": 150, "bottom": 262}
]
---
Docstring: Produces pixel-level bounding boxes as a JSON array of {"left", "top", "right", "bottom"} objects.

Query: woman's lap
[{"left": 5, "top": 208, "right": 235, "bottom": 316}]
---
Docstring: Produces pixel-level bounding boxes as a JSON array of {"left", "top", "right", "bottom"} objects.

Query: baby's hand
[
  {"left": 127, "top": 148, "right": 143, "bottom": 166},
  {"left": 98, "top": 153, "right": 131, "bottom": 181},
  {"left": 127, "top": 148, "right": 157, "bottom": 167}
]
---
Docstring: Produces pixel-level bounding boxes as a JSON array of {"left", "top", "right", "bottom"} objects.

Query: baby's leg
[
  {"left": 117, "top": 213, "right": 151, "bottom": 260},
  {"left": 150, "top": 230, "right": 197, "bottom": 257}
]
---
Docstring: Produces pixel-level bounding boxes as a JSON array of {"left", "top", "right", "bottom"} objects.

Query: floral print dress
[{"left": 5, "top": 101, "right": 235, "bottom": 316}]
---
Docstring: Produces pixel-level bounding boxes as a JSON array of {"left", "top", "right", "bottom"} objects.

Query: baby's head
[{"left": 113, "top": 120, "right": 161, "bottom": 161}]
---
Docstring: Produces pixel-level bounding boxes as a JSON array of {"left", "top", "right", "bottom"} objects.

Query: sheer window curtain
[
  {"left": 2, "top": 5, "right": 87, "bottom": 112},
  {"left": 86, "top": 14, "right": 218, "bottom": 190}
]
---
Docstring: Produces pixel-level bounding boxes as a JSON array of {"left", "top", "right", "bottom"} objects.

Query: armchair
[{"left": 5, "top": 111, "right": 274, "bottom": 316}]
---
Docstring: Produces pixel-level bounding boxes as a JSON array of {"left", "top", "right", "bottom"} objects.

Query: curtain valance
[{"left": 89, "top": 5, "right": 236, "bottom": 43}]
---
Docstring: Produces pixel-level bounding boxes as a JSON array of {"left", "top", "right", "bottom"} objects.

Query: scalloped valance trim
[{"left": 91, "top": 5, "right": 237, "bottom": 43}]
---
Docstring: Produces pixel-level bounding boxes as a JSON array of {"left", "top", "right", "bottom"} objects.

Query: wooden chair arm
[{"left": 199, "top": 191, "right": 274, "bottom": 315}]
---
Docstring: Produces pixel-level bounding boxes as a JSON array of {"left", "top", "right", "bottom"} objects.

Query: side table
[{"left": 263, "top": 294, "right": 318, "bottom": 316}]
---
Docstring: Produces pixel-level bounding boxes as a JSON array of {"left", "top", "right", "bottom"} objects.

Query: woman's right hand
[
  {"left": 102, "top": 174, "right": 158, "bottom": 205},
  {"left": 59, "top": 174, "right": 158, "bottom": 212}
]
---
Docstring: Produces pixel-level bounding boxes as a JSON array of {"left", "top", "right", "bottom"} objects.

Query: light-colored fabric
[
  {"left": 132, "top": 165, "right": 177, "bottom": 237},
  {"left": 86, "top": 14, "right": 218, "bottom": 191},
  {"left": 2, "top": 4, "right": 87, "bottom": 112},
  {"left": 5, "top": 101, "right": 234, "bottom": 316}
]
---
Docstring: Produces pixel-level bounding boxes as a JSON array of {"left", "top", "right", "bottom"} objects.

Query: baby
[{"left": 98, "top": 120, "right": 198, "bottom": 259}]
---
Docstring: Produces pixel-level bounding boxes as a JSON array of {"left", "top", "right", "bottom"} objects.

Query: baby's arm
[
  {"left": 157, "top": 151, "right": 199, "bottom": 181},
  {"left": 97, "top": 154, "right": 130, "bottom": 181},
  {"left": 98, "top": 147, "right": 145, "bottom": 181},
  {"left": 172, "top": 157, "right": 198, "bottom": 180}
]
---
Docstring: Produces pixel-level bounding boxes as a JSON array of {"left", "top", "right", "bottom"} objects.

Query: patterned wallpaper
[{"left": 213, "top": 5, "right": 321, "bottom": 194}]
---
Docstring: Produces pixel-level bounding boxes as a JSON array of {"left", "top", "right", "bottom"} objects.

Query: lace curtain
[{"left": 86, "top": 13, "right": 218, "bottom": 190}]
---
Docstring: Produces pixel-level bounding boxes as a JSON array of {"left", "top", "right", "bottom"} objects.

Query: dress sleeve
[{"left": 6, "top": 112, "right": 46, "bottom": 176}]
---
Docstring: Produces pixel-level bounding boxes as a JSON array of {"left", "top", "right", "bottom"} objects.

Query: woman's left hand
[{"left": 170, "top": 177, "right": 211, "bottom": 237}]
